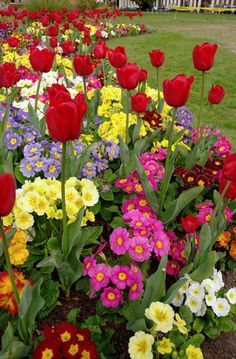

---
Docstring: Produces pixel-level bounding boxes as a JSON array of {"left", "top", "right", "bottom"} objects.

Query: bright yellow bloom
[
  {"left": 145, "top": 301, "right": 174, "bottom": 333},
  {"left": 7, "top": 230, "right": 29, "bottom": 266},
  {"left": 128, "top": 331, "right": 154, "bottom": 359},
  {"left": 157, "top": 337, "right": 173, "bottom": 355},
  {"left": 186, "top": 345, "right": 203, "bottom": 359},
  {"left": 173, "top": 313, "right": 188, "bottom": 334}
]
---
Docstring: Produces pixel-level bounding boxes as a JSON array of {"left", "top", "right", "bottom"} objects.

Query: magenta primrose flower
[
  {"left": 166, "top": 260, "right": 180, "bottom": 276},
  {"left": 109, "top": 227, "right": 130, "bottom": 255},
  {"left": 101, "top": 287, "right": 122, "bottom": 307},
  {"left": 152, "top": 231, "right": 170, "bottom": 257},
  {"left": 128, "top": 278, "right": 143, "bottom": 301},
  {"left": 111, "top": 265, "right": 133, "bottom": 289},
  {"left": 89, "top": 263, "right": 111, "bottom": 291},
  {"left": 128, "top": 236, "right": 152, "bottom": 262},
  {"left": 83, "top": 256, "right": 96, "bottom": 276}
]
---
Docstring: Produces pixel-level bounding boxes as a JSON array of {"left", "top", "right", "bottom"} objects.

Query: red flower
[
  {"left": 0, "top": 62, "right": 20, "bottom": 88},
  {"left": 50, "top": 37, "right": 58, "bottom": 48},
  {"left": 73, "top": 54, "right": 93, "bottom": 77},
  {"left": 139, "top": 68, "right": 148, "bottom": 82},
  {"left": 41, "top": 15, "right": 50, "bottom": 26},
  {"left": 47, "top": 84, "right": 70, "bottom": 106},
  {"left": 192, "top": 42, "right": 218, "bottom": 72},
  {"left": 222, "top": 153, "right": 236, "bottom": 182},
  {"left": 46, "top": 90, "right": 87, "bottom": 142},
  {"left": 7, "top": 36, "right": 19, "bottom": 48},
  {"left": 208, "top": 85, "right": 225, "bottom": 105},
  {"left": 62, "top": 340, "right": 81, "bottom": 358},
  {"left": 219, "top": 175, "right": 236, "bottom": 200},
  {"left": 0, "top": 173, "right": 15, "bottom": 217},
  {"left": 54, "top": 322, "right": 78, "bottom": 344},
  {"left": 61, "top": 40, "right": 75, "bottom": 55},
  {"left": 181, "top": 214, "right": 199, "bottom": 233},
  {"left": 80, "top": 342, "right": 100, "bottom": 359},
  {"left": 163, "top": 74, "right": 194, "bottom": 108},
  {"left": 116, "top": 63, "right": 140, "bottom": 90},
  {"left": 131, "top": 93, "right": 151, "bottom": 113},
  {"left": 142, "top": 110, "right": 161, "bottom": 128},
  {"left": 108, "top": 46, "right": 127, "bottom": 68},
  {"left": 33, "top": 339, "right": 62, "bottom": 359},
  {"left": 30, "top": 48, "right": 55, "bottom": 73},
  {"left": 47, "top": 23, "right": 59, "bottom": 37},
  {"left": 76, "top": 328, "right": 91, "bottom": 342},
  {"left": 94, "top": 40, "right": 107, "bottom": 59},
  {"left": 149, "top": 49, "right": 165, "bottom": 68}
]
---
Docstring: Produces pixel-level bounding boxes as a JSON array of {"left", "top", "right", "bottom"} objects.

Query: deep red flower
[
  {"left": 219, "top": 175, "right": 236, "bottom": 200},
  {"left": 29, "top": 48, "right": 55, "bottom": 73},
  {"left": 94, "top": 40, "right": 107, "bottom": 59},
  {"left": 76, "top": 328, "right": 91, "bottom": 342},
  {"left": 54, "top": 322, "right": 78, "bottom": 344},
  {"left": 33, "top": 338, "right": 62, "bottom": 359},
  {"left": 80, "top": 342, "right": 100, "bottom": 359},
  {"left": 208, "top": 85, "right": 225, "bottom": 105},
  {"left": 131, "top": 93, "right": 151, "bottom": 113},
  {"left": 73, "top": 54, "right": 93, "bottom": 77},
  {"left": 181, "top": 214, "right": 199, "bottom": 233},
  {"left": 192, "top": 42, "right": 218, "bottom": 72},
  {"left": 60, "top": 40, "right": 75, "bottom": 55},
  {"left": 47, "top": 84, "right": 70, "bottom": 106},
  {"left": 222, "top": 153, "right": 236, "bottom": 182},
  {"left": 142, "top": 110, "right": 161, "bottom": 128},
  {"left": 49, "top": 37, "right": 58, "bottom": 48},
  {"left": 7, "top": 36, "right": 19, "bottom": 48},
  {"left": 116, "top": 63, "right": 140, "bottom": 90},
  {"left": 62, "top": 340, "right": 81, "bottom": 358},
  {"left": 0, "top": 173, "right": 15, "bottom": 217},
  {"left": 139, "top": 68, "right": 148, "bottom": 82},
  {"left": 108, "top": 46, "right": 127, "bottom": 68},
  {"left": 149, "top": 49, "right": 165, "bottom": 68},
  {"left": 47, "top": 23, "right": 59, "bottom": 37},
  {"left": 163, "top": 74, "right": 194, "bottom": 108},
  {"left": 0, "top": 62, "right": 20, "bottom": 88}
]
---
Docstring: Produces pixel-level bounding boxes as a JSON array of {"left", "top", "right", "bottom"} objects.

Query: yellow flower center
[
  {"left": 108, "top": 292, "right": 115, "bottom": 300},
  {"left": 42, "top": 348, "right": 54, "bottom": 359},
  {"left": 96, "top": 272, "right": 104, "bottom": 281},
  {"left": 136, "top": 339, "right": 148, "bottom": 354},
  {"left": 61, "top": 331, "right": 71, "bottom": 342},
  {"left": 156, "top": 240, "right": 163, "bottom": 249},
  {"left": 118, "top": 272, "right": 126, "bottom": 281},
  {"left": 69, "top": 343, "right": 79, "bottom": 355},
  {"left": 135, "top": 245, "right": 144, "bottom": 254},
  {"left": 117, "top": 236, "right": 123, "bottom": 245}
]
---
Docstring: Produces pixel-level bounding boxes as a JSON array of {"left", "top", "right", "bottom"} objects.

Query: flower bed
[{"left": 0, "top": 5, "right": 235, "bottom": 359}]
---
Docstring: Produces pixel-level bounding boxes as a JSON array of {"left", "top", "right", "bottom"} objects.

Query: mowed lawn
[{"left": 107, "top": 12, "right": 236, "bottom": 145}]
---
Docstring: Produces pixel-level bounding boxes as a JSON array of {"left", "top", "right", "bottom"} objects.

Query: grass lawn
[{"left": 107, "top": 12, "right": 236, "bottom": 145}]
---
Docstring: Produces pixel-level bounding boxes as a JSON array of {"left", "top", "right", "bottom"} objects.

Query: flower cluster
[
  {"left": 0, "top": 228, "right": 29, "bottom": 265},
  {"left": 3, "top": 177, "right": 99, "bottom": 229},
  {"left": 33, "top": 322, "right": 99, "bottom": 359},
  {"left": 172, "top": 269, "right": 236, "bottom": 317},
  {"left": 216, "top": 227, "right": 236, "bottom": 260},
  {"left": 196, "top": 201, "right": 232, "bottom": 225},
  {"left": 0, "top": 270, "right": 32, "bottom": 314}
]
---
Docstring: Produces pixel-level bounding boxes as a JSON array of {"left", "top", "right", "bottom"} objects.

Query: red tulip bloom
[
  {"left": 192, "top": 42, "right": 218, "bottom": 72},
  {"left": 219, "top": 176, "right": 236, "bottom": 200},
  {"left": 0, "top": 62, "right": 20, "bottom": 88},
  {"left": 60, "top": 40, "right": 75, "bottom": 55},
  {"left": 116, "top": 63, "right": 140, "bottom": 90},
  {"left": 131, "top": 93, "right": 151, "bottom": 113},
  {"left": 94, "top": 40, "right": 107, "bottom": 59},
  {"left": 149, "top": 49, "right": 165, "bottom": 68},
  {"left": 108, "top": 46, "right": 127, "bottom": 68},
  {"left": 139, "top": 68, "right": 148, "bottom": 82},
  {"left": 41, "top": 15, "right": 50, "bottom": 26},
  {"left": 163, "top": 74, "right": 194, "bottom": 108},
  {"left": 0, "top": 173, "right": 16, "bottom": 217},
  {"left": 49, "top": 37, "right": 58, "bottom": 48},
  {"left": 30, "top": 48, "right": 55, "bottom": 73},
  {"left": 222, "top": 153, "right": 236, "bottom": 182},
  {"left": 45, "top": 89, "right": 87, "bottom": 142},
  {"left": 7, "top": 36, "right": 19, "bottom": 48},
  {"left": 47, "top": 23, "right": 59, "bottom": 37},
  {"left": 208, "top": 85, "right": 225, "bottom": 105},
  {"left": 73, "top": 54, "right": 93, "bottom": 77},
  {"left": 47, "top": 84, "right": 70, "bottom": 106},
  {"left": 181, "top": 214, "right": 199, "bottom": 233}
]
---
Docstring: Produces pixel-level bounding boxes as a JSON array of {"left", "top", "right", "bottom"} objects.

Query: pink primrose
[
  {"left": 121, "top": 198, "right": 136, "bottom": 214},
  {"left": 128, "top": 236, "right": 152, "bottom": 262},
  {"left": 101, "top": 287, "right": 122, "bottom": 307},
  {"left": 224, "top": 208, "right": 233, "bottom": 222},
  {"left": 166, "top": 260, "right": 180, "bottom": 276},
  {"left": 128, "top": 277, "right": 143, "bottom": 301},
  {"left": 197, "top": 207, "right": 213, "bottom": 224},
  {"left": 130, "top": 263, "right": 143, "bottom": 280},
  {"left": 90, "top": 263, "right": 111, "bottom": 291},
  {"left": 111, "top": 265, "right": 133, "bottom": 289},
  {"left": 109, "top": 227, "right": 130, "bottom": 255},
  {"left": 152, "top": 231, "right": 170, "bottom": 257},
  {"left": 83, "top": 256, "right": 96, "bottom": 276}
]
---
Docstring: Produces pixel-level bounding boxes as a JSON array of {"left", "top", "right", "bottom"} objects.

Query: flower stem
[
  {"left": 211, "top": 180, "right": 231, "bottom": 223},
  {"left": 0, "top": 218, "right": 20, "bottom": 307},
  {"left": 34, "top": 72, "right": 43, "bottom": 113},
  {"left": 156, "top": 67, "right": 160, "bottom": 105},
  {"left": 61, "top": 142, "right": 68, "bottom": 257},
  {"left": 195, "top": 71, "right": 205, "bottom": 143},
  {"left": 125, "top": 90, "right": 130, "bottom": 144},
  {"left": 83, "top": 76, "right": 89, "bottom": 133},
  {"left": 102, "top": 59, "right": 106, "bottom": 87}
]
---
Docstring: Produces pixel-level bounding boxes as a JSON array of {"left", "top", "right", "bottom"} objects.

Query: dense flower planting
[{"left": 0, "top": 5, "right": 235, "bottom": 359}]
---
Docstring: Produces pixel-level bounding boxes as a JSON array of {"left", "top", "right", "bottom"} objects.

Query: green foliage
[
  {"left": 38, "top": 279, "right": 60, "bottom": 319},
  {"left": 179, "top": 305, "right": 193, "bottom": 325},
  {"left": 67, "top": 308, "right": 81, "bottom": 325}
]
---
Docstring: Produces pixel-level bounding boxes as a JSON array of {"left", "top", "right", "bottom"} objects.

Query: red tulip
[
  {"left": 181, "top": 214, "right": 199, "bottom": 233},
  {"left": 41, "top": 15, "right": 50, "bottom": 26},
  {"left": 219, "top": 176, "right": 236, "bottom": 200},
  {"left": 49, "top": 37, "right": 58, "bottom": 48},
  {"left": 163, "top": 74, "right": 194, "bottom": 108},
  {"left": 108, "top": 46, "right": 127, "bottom": 68},
  {"left": 47, "top": 84, "right": 70, "bottom": 106},
  {"left": 45, "top": 89, "right": 87, "bottom": 142},
  {"left": 47, "top": 23, "right": 59, "bottom": 37},
  {"left": 192, "top": 42, "right": 218, "bottom": 72},
  {"left": 94, "top": 40, "right": 107, "bottom": 59},
  {"left": 29, "top": 48, "right": 55, "bottom": 73},
  {"left": 0, "top": 173, "right": 16, "bottom": 217},
  {"left": 0, "top": 62, "right": 20, "bottom": 88},
  {"left": 7, "top": 36, "right": 19, "bottom": 48},
  {"left": 116, "top": 63, "right": 140, "bottom": 90},
  {"left": 149, "top": 49, "right": 165, "bottom": 68},
  {"left": 139, "top": 68, "right": 148, "bottom": 82},
  {"left": 60, "top": 40, "right": 75, "bottom": 55},
  {"left": 131, "top": 93, "right": 151, "bottom": 113},
  {"left": 222, "top": 153, "right": 236, "bottom": 182},
  {"left": 73, "top": 54, "right": 93, "bottom": 77},
  {"left": 208, "top": 85, "right": 225, "bottom": 105}
]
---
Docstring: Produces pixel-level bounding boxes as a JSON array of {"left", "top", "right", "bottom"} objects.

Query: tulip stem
[
  {"left": 34, "top": 72, "right": 43, "bottom": 113},
  {"left": 159, "top": 107, "right": 177, "bottom": 213},
  {"left": 125, "top": 90, "right": 130, "bottom": 144},
  {"left": 210, "top": 180, "right": 231, "bottom": 223},
  {"left": 102, "top": 59, "right": 106, "bottom": 87},
  {"left": 61, "top": 142, "right": 68, "bottom": 258},
  {"left": 82, "top": 76, "right": 89, "bottom": 133},
  {"left": 156, "top": 67, "right": 160, "bottom": 105},
  {"left": 0, "top": 218, "right": 20, "bottom": 308},
  {"left": 195, "top": 71, "right": 205, "bottom": 143}
]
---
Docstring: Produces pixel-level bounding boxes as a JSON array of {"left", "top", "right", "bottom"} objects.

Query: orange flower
[
  {"left": 216, "top": 231, "right": 231, "bottom": 248},
  {"left": 232, "top": 226, "right": 236, "bottom": 238},
  {"left": 229, "top": 240, "right": 236, "bottom": 260}
]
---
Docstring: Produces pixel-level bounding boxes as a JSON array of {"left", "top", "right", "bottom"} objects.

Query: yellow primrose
[
  {"left": 157, "top": 337, "right": 173, "bottom": 355},
  {"left": 173, "top": 313, "right": 188, "bottom": 334},
  {"left": 186, "top": 345, "right": 203, "bottom": 359}
]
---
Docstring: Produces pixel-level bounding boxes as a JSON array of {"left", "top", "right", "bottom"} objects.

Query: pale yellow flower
[
  {"left": 186, "top": 345, "right": 203, "bottom": 359},
  {"left": 157, "top": 337, "right": 173, "bottom": 355},
  {"left": 145, "top": 301, "right": 174, "bottom": 333},
  {"left": 128, "top": 331, "right": 154, "bottom": 359}
]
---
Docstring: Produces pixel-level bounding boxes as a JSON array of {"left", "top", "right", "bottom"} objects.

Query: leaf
[
  {"left": 67, "top": 308, "right": 81, "bottom": 325},
  {"left": 62, "top": 207, "right": 85, "bottom": 258},
  {"left": 119, "top": 301, "right": 143, "bottom": 321},
  {"left": 193, "top": 223, "right": 212, "bottom": 268},
  {"left": 81, "top": 226, "right": 103, "bottom": 245},
  {"left": 132, "top": 118, "right": 142, "bottom": 144},
  {"left": 134, "top": 128, "right": 160, "bottom": 157},
  {"left": 28, "top": 103, "right": 39, "bottom": 131},
  {"left": 101, "top": 191, "right": 114, "bottom": 201},
  {"left": 162, "top": 186, "right": 204, "bottom": 224},
  {"left": 190, "top": 251, "right": 217, "bottom": 282},
  {"left": 179, "top": 305, "right": 193, "bottom": 325},
  {"left": 36, "top": 249, "right": 62, "bottom": 269},
  {"left": 0, "top": 340, "right": 31, "bottom": 359},
  {"left": 184, "top": 334, "right": 205, "bottom": 348},
  {"left": 193, "top": 318, "right": 205, "bottom": 333},
  {"left": 163, "top": 278, "right": 188, "bottom": 304},
  {"left": 126, "top": 318, "right": 148, "bottom": 333},
  {"left": 1, "top": 322, "right": 14, "bottom": 350}
]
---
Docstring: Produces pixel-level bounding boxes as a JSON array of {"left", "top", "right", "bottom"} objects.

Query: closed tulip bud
[
  {"left": 108, "top": 46, "right": 127, "bottom": 68},
  {"left": 47, "top": 23, "right": 59, "bottom": 37},
  {"left": 49, "top": 37, "right": 58, "bottom": 48},
  {"left": 139, "top": 68, "right": 148, "bottom": 82},
  {"left": 46, "top": 84, "right": 71, "bottom": 106},
  {"left": 208, "top": 85, "right": 225, "bottom": 105},
  {"left": 45, "top": 89, "right": 87, "bottom": 142},
  {"left": 94, "top": 40, "right": 107, "bottom": 59},
  {"left": 116, "top": 63, "right": 140, "bottom": 90},
  {"left": 163, "top": 74, "right": 194, "bottom": 108},
  {"left": 131, "top": 93, "right": 151, "bottom": 113},
  {"left": 222, "top": 153, "right": 236, "bottom": 182},
  {"left": 149, "top": 49, "right": 165, "bottom": 68},
  {"left": 0, "top": 173, "right": 16, "bottom": 217},
  {"left": 192, "top": 42, "right": 218, "bottom": 72},
  {"left": 73, "top": 54, "right": 93, "bottom": 77},
  {"left": 29, "top": 48, "right": 55, "bottom": 73},
  {"left": 0, "top": 62, "right": 20, "bottom": 88},
  {"left": 181, "top": 214, "right": 199, "bottom": 233}
]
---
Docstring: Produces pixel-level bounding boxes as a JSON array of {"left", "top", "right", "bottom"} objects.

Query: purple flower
[
  {"left": 23, "top": 132, "right": 36, "bottom": 143},
  {"left": 50, "top": 144, "right": 62, "bottom": 160},
  {"left": 176, "top": 107, "right": 193, "bottom": 128},
  {"left": 5, "top": 132, "right": 22, "bottom": 150},
  {"left": 17, "top": 109, "right": 29, "bottom": 122},
  {"left": 106, "top": 143, "right": 120, "bottom": 159},
  {"left": 33, "top": 156, "right": 46, "bottom": 173},
  {"left": 101, "top": 183, "right": 112, "bottom": 192},
  {"left": 23, "top": 142, "right": 43, "bottom": 157},
  {"left": 43, "top": 159, "right": 61, "bottom": 178},
  {"left": 97, "top": 159, "right": 109, "bottom": 172},
  {"left": 81, "top": 161, "right": 97, "bottom": 179},
  {"left": 72, "top": 140, "right": 86, "bottom": 157},
  {"left": 20, "top": 158, "right": 36, "bottom": 177}
]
